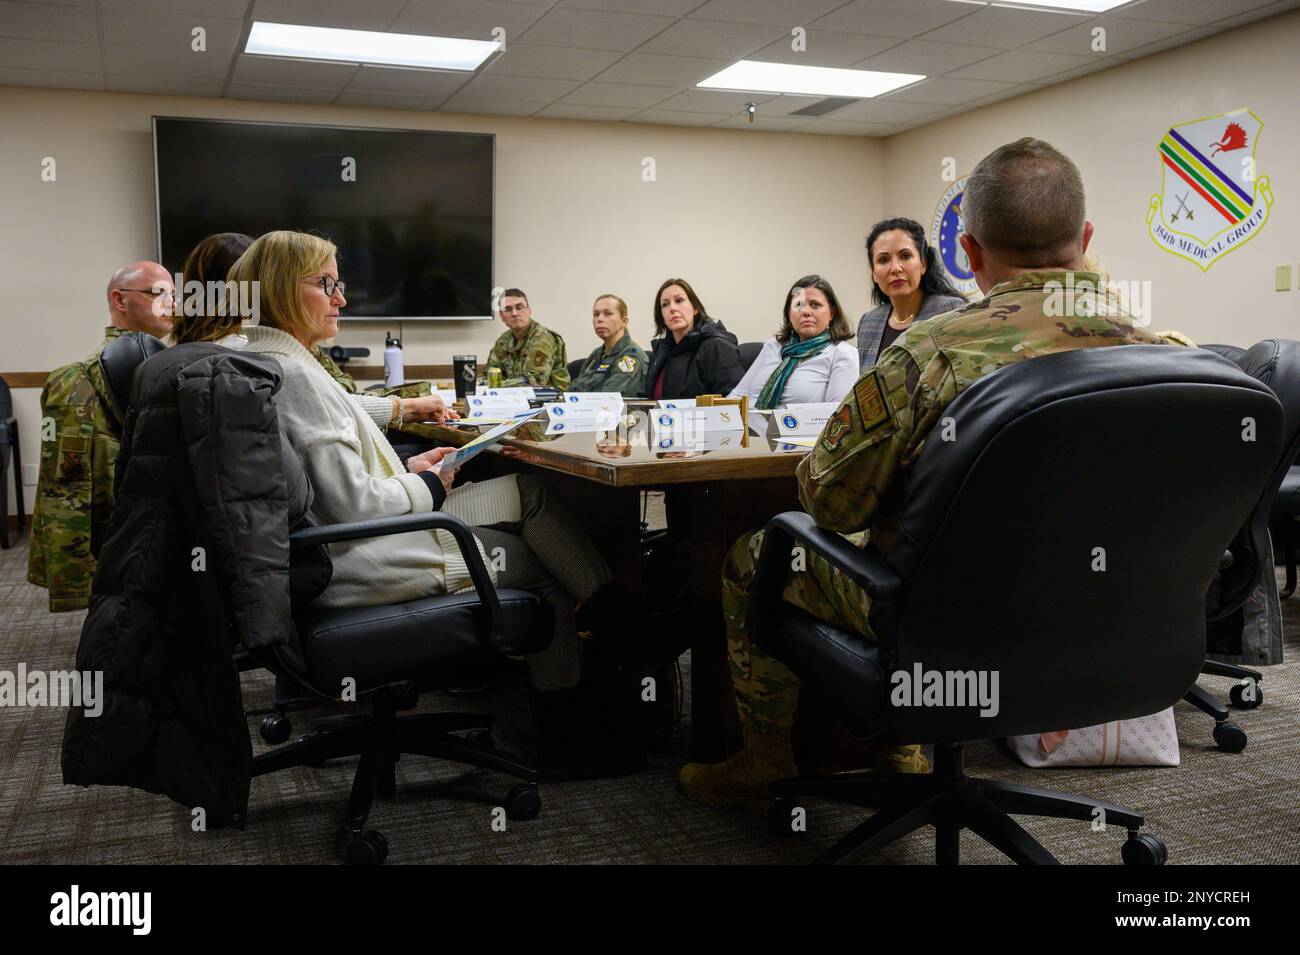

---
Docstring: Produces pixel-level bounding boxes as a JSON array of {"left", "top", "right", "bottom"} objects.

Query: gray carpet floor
[{"left": 3, "top": 526, "right": 1298, "bottom": 865}]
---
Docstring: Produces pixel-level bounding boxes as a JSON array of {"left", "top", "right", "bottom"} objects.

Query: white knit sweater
[{"left": 244, "top": 325, "right": 481, "bottom": 607}]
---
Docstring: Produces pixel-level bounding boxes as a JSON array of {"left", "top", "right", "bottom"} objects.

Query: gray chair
[
  {"left": 0, "top": 377, "right": 24, "bottom": 549},
  {"left": 738, "top": 341, "right": 764, "bottom": 373}
]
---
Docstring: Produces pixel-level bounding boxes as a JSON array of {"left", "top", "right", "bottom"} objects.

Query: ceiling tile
[
  {"left": 758, "top": 94, "right": 833, "bottom": 115},
  {"left": 826, "top": 97, "right": 944, "bottom": 123},
  {"left": 250, "top": 0, "right": 409, "bottom": 31},
  {"left": 638, "top": 19, "right": 787, "bottom": 59},
  {"left": 487, "top": 44, "right": 623, "bottom": 81},
  {"left": 455, "top": 73, "right": 581, "bottom": 100},
  {"left": 798, "top": 118, "right": 895, "bottom": 136},
  {"left": 559, "top": 0, "right": 700, "bottom": 12},
  {"left": 100, "top": 0, "right": 248, "bottom": 15},
  {"left": 559, "top": 81, "right": 677, "bottom": 108},
  {"left": 1035, "top": 57, "right": 1121, "bottom": 85},
  {"left": 1111, "top": 25, "right": 1220, "bottom": 59},
  {"left": 965, "top": 81, "right": 1042, "bottom": 107},
  {"left": 534, "top": 103, "right": 641, "bottom": 121},
  {"left": 810, "top": 0, "right": 982, "bottom": 39},
  {"left": 232, "top": 53, "right": 359, "bottom": 88},
  {"left": 0, "top": 1, "right": 98, "bottom": 43},
  {"left": 107, "top": 74, "right": 225, "bottom": 96},
  {"left": 920, "top": 6, "right": 1090, "bottom": 48},
  {"left": 334, "top": 89, "right": 451, "bottom": 110},
  {"left": 226, "top": 81, "right": 341, "bottom": 104},
  {"left": 345, "top": 64, "right": 469, "bottom": 96},
  {"left": 852, "top": 39, "right": 1002, "bottom": 75},
  {"left": 651, "top": 88, "right": 778, "bottom": 113},
  {"left": 948, "top": 50, "right": 1096, "bottom": 82},
  {"left": 102, "top": 11, "right": 246, "bottom": 53},
  {"left": 627, "top": 108, "right": 731, "bottom": 126},
  {"left": 1109, "top": 0, "right": 1279, "bottom": 25},
  {"left": 0, "top": 65, "right": 103, "bottom": 90},
  {"left": 518, "top": 7, "right": 677, "bottom": 51},
  {"left": 104, "top": 45, "right": 232, "bottom": 79},
  {"left": 389, "top": 0, "right": 548, "bottom": 41},
  {"left": 593, "top": 52, "right": 729, "bottom": 85},
  {"left": 712, "top": 113, "right": 815, "bottom": 131},
  {"left": 687, "top": 0, "right": 849, "bottom": 27},
  {"left": 1210, "top": 0, "right": 1300, "bottom": 28},
  {"left": 1024, "top": 16, "right": 1188, "bottom": 56},
  {"left": 878, "top": 76, "right": 1018, "bottom": 105},
  {"left": 747, "top": 30, "right": 896, "bottom": 67},
  {"left": 0, "top": 36, "right": 99, "bottom": 71},
  {"left": 438, "top": 95, "right": 545, "bottom": 116}
]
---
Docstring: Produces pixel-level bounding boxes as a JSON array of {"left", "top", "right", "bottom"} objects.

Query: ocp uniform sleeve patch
[{"left": 855, "top": 371, "right": 890, "bottom": 433}]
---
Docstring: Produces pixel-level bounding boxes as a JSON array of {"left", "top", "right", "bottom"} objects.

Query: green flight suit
[
  {"left": 569, "top": 332, "right": 648, "bottom": 396},
  {"left": 486, "top": 320, "right": 570, "bottom": 389},
  {"left": 27, "top": 327, "right": 130, "bottom": 611},
  {"left": 723, "top": 271, "right": 1169, "bottom": 744}
]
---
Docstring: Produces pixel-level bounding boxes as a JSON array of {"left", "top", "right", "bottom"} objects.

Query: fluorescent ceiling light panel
[
  {"left": 245, "top": 21, "right": 498, "bottom": 71},
  {"left": 989, "top": 1, "right": 1129, "bottom": 11},
  {"left": 698, "top": 61, "right": 924, "bottom": 98}
]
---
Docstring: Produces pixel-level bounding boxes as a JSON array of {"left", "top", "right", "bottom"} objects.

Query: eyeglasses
[
  {"left": 306, "top": 275, "right": 347, "bottom": 297},
  {"left": 120, "top": 288, "right": 175, "bottom": 301}
]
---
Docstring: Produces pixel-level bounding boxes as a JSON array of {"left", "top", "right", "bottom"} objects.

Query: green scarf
[{"left": 756, "top": 331, "right": 832, "bottom": 410}]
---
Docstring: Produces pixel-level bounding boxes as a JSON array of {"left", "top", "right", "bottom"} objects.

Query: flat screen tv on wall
[{"left": 153, "top": 116, "right": 495, "bottom": 321}]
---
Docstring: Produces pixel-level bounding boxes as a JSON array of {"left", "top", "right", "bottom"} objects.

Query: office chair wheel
[
  {"left": 1229, "top": 682, "right": 1262, "bottom": 709},
  {"left": 1212, "top": 721, "right": 1248, "bottom": 753},
  {"left": 768, "top": 799, "right": 801, "bottom": 838},
  {"left": 259, "top": 714, "right": 292, "bottom": 745},
  {"left": 346, "top": 830, "right": 389, "bottom": 865},
  {"left": 1121, "top": 832, "right": 1167, "bottom": 866},
  {"left": 504, "top": 783, "right": 541, "bottom": 821}
]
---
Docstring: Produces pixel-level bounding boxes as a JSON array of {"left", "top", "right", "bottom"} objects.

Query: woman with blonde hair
[{"left": 234, "top": 230, "right": 664, "bottom": 778}]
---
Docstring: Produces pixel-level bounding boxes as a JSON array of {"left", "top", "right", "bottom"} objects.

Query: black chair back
[
  {"left": 99, "top": 333, "right": 166, "bottom": 423},
  {"left": 877, "top": 345, "right": 1282, "bottom": 742},
  {"left": 567, "top": 358, "right": 584, "bottom": 382},
  {"left": 0, "top": 377, "right": 13, "bottom": 449},
  {"left": 738, "top": 341, "right": 763, "bottom": 372}
]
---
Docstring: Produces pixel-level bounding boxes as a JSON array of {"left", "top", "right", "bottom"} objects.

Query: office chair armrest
[
  {"left": 290, "top": 512, "right": 504, "bottom": 645},
  {"left": 749, "top": 511, "right": 902, "bottom": 651}
]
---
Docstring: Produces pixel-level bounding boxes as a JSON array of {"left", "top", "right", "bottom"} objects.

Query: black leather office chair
[
  {"left": 1270, "top": 467, "right": 1300, "bottom": 598},
  {"left": 97, "top": 336, "right": 553, "bottom": 865},
  {"left": 738, "top": 341, "right": 764, "bottom": 373},
  {"left": 0, "top": 376, "right": 22, "bottom": 549},
  {"left": 749, "top": 346, "right": 1281, "bottom": 865},
  {"left": 567, "top": 358, "right": 585, "bottom": 382},
  {"left": 1184, "top": 340, "right": 1300, "bottom": 751}
]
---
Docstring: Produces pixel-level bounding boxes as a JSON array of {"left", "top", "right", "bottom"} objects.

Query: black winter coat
[
  {"left": 645, "top": 319, "right": 745, "bottom": 400},
  {"left": 62, "top": 344, "right": 311, "bottom": 827}
]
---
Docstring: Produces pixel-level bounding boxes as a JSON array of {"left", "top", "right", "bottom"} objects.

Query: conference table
[{"left": 397, "top": 407, "right": 809, "bottom": 761}]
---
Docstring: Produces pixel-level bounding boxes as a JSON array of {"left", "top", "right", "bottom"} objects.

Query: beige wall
[
  {"left": 0, "top": 87, "right": 883, "bottom": 509},
  {"left": 880, "top": 9, "right": 1300, "bottom": 348}
]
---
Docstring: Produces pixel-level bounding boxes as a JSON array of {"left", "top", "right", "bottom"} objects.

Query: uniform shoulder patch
[
  {"left": 820, "top": 404, "right": 853, "bottom": 452},
  {"left": 617, "top": 355, "right": 637, "bottom": 373},
  {"left": 854, "top": 372, "right": 890, "bottom": 432}
]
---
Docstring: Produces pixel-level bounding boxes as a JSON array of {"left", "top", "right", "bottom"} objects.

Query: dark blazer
[
  {"left": 856, "top": 293, "right": 968, "bottom": 369},
  {"left": 62, "top": 344, "right": 310, "bottom": 826},
  {"left": 645, "top": 319, "right": 745, "bottom": 399}
]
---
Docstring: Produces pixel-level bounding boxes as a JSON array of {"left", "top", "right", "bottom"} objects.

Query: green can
[{"left": 486, "top": 366, "right": 504, "bottom": 388}]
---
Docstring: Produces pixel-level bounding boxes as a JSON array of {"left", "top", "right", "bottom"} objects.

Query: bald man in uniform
[
  {"left": 679, "top": 138, "right": 1170, "bottom": 812},
  {"left": 28, "top": 262, "right": 176, "bottom": 610}
]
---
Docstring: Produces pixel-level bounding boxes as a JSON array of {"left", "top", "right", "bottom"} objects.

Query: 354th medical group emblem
[{"left": 1146, "top": 108, "right": 1273, "bottom": 271}]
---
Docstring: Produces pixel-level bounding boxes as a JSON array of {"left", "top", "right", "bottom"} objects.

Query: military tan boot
[
  {"left": 677, "top": 730, "right": 798, "bottom": 815},
  {"left": 871, "top": 743, "right": 930, "bottom": 774}
]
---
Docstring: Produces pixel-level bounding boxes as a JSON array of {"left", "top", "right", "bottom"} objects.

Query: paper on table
[{"left": 442, "top": 409, "right": 544, "bottom": 469}]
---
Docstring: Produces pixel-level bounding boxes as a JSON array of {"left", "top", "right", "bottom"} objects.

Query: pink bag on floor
[{"left": 1007, "top": 708, "right": 1180, "bottom": 767}]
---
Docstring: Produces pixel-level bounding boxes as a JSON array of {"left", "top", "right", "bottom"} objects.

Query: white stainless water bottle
[{"left": 383, "top": 331, "right": 404, "bottom": 387}]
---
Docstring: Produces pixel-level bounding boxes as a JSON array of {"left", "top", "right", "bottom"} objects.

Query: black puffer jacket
[
  {"left": 645, "top": 319, "right": 745, "bottom": 399},
  {"left": 62, "top": 344, "right": 310, "bottom": 827}
]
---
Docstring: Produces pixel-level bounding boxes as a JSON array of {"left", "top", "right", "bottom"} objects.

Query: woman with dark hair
[
  {"left": 729, "top": 275, "right": 858, "bottom": 409},
  {"left": 644, "top": 278, "right": 745, "bottom": 400},
  {"left": 857, "top": 217, "right": 967, "bottom": 368}
]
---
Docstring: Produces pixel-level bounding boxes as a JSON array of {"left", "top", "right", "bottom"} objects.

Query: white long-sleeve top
[
  {"left": 729, "top": 338, "right": 860, "bottom": 407},
  {"left": 242, "top": 325, "right": 495, "bottom": 607}
]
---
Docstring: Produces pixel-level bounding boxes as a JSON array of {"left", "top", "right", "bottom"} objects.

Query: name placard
[{"left": 767, "top": 402, "right": 839, "bottom": 438}]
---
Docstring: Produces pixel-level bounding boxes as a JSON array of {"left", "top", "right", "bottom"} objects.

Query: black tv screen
[{"left": 153, "top": 116, "right": 494, "bottom": 320}]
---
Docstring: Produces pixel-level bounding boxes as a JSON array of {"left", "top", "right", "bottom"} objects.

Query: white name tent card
[
  {"left": 767, "top": 403, "right": 839, "bottom": 439},
  {"left": 541, "top": 402, "right": 622, "bottom": 434},
  {"left": 466, "top": 394, "right": 530, "bottom": 418},
  {"left": 656, "top": 398, "right": 696, "bottom": 409},
  {"left": 480, "top": 387, "right": 536, "bottom": 399}
]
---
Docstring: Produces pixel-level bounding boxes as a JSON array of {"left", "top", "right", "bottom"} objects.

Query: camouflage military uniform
[
  {"left": 311, "top": 345, "right": 358, "bottom": 393},
  {"left": 486, "top": 319, "right": 571, "bottom": 389},
  {"left": 27, "top": 327, "right": 130, "bottom": 611},
  {"left": 722, "top": 271, "right": 1169, "bottom": 753},
  {"left": 570, "top": 332, "right": 648, "bottom": 396}
]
